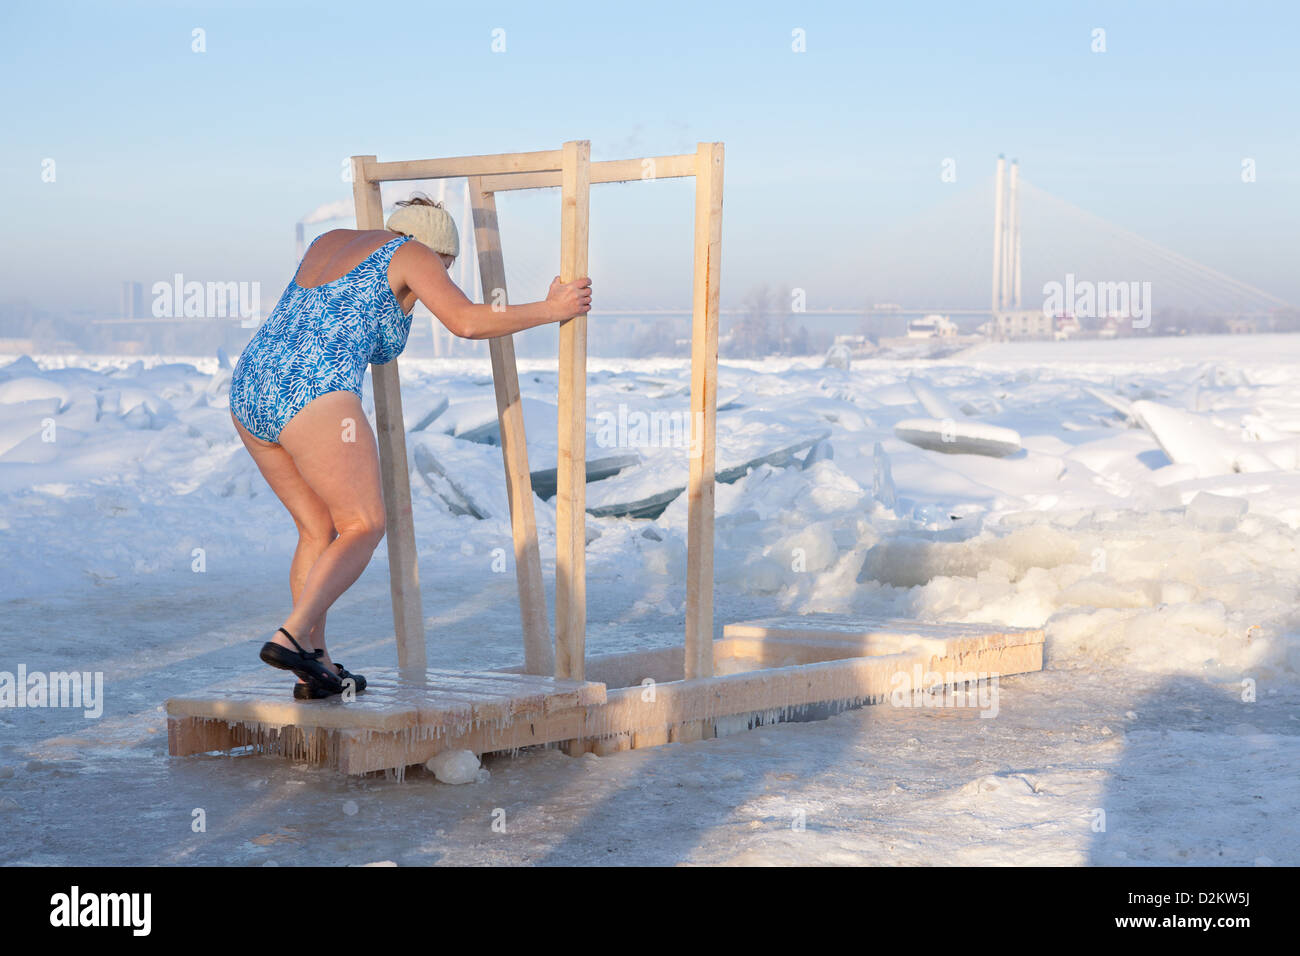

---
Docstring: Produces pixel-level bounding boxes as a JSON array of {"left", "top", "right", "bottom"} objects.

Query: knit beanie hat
[{"left": 386, "top": 200, "right": 459, "bottom": 257}]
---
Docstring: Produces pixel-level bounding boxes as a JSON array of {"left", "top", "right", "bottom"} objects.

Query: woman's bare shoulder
[
  {"left": 313, "top": 228, "right": 386, "bottom": 247},
  {"left": 295, "top": 229, "right": 400, "bottom": 287},
  {"left": 389, "top": 234, "right": 440, "bottom": 269}
]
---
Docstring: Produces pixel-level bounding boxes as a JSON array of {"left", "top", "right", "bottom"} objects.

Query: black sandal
[
  {"left": 333, "top": 662, "right": 367, "bottom": 693},
  {"left": 259, "top": 627, "right": 342, "bottom": 690},
  {"left": 293, "top": 679, "right": 341, "bottom": 701},
  {"left": 290, "top": 663, "right": 367, "bottom": 700}
]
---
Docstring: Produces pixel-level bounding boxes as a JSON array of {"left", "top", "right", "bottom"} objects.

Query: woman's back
[
  {"left": 292, "top": 230, "right": 398, "bottom": 289},
  {"left": 229, "top": 230, "right": 413, "bottom": 443}
]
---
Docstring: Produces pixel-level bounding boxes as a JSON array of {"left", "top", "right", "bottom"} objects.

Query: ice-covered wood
[
  {"left": 398, "top": 617, "right": 1042, "bottom": 767},
  {"left": 352, "top": 155, "right": 426, "bottom": 678},
  {"left": 361, "top": 150, "right": 565, "bottom": 183},
  {"left": 685, "top": 142, "right": 725, "bottom": 684},
  {"left": 468, "top": 176, "right": 553, "bottom": 676},
  {"left": 555, "top": 140, "right": 591, "bottom": 683},
  {"left": 167, "top": 617, "right": 1041, "bottom": 775},
  {"left": 166, "top": 668, "right": 605, "bottom": 735},
  {"left": 348, "top": 140, "right": 725, "bottom": 693},
  {"left": 477, "top": 152, "right": 697, "bottom": 192}
]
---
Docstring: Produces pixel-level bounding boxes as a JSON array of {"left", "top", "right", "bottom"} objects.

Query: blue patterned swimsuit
[{"left": 230, "top": 235, "right": 414, "bottom": 442}]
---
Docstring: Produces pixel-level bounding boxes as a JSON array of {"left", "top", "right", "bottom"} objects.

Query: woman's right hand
[{"left": 547, "top": 276, "right": 593, "bottom": 321}]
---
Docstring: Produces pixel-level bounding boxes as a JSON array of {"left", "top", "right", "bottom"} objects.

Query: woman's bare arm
[{"left": 395, "top": 241, "right": 591, "bottom": 339}]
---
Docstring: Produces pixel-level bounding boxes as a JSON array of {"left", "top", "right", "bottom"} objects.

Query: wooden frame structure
[
  {"left": 351, "top": 142, "right": 723, "bottom": 688},
  {"left": 166, "top": 141, "right": 1047, "bottom": 775}
]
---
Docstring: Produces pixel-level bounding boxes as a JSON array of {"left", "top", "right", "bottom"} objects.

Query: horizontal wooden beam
[
  {"left": 582, "top": 640, "right": 1043, "bottom": 739},
  {"left": 337, "top": 637, "right": 1043, "bottom": 772},
  {"left": 360, "top": 150, "right": 565, "bottom": 183},
  {"left": 478, "top": 153, "right": 698, "bottom": 193},
  {"left": 165, "top": 667, "right": 604, "bottom": 733}
]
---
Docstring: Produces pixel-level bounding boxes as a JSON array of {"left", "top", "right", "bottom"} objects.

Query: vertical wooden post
[
  {"left": 350, "top": 155, "right": 427, "bottom": 680},
  {"left": 555, "top": 140, "right": 591, "bottom": 684},
  {"left": 467, "top": 177, "right": 554, "bottom": 676},
  {"left": 685, "top": 142, "right": 724, "bottom": 682}
]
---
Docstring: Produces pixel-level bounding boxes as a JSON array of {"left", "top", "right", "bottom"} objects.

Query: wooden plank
[
  {"left": 685, "top": 143, "right": 724, "bottom": 682},
  {"left": 669, "top": 720, "right": 707, "bottom": 744},
  {"left": 631, "top": 726, "right": 670, "bottom": 750},
  {"left": 468, "top": 177, "right": 553, "bottom": 677},
  {"left": 582, "top": 639, "right": 1043, "bottom": 740},
  {"left": 165, "top": 667, "right": 605, "bottom": 733},
  {"left": 721, "top": 616, "right": 1043, "bottom": 654},
  {"left": 336, "top": 707, "right": 590, "bottom": 775},
  {"left": 510, "top": 624, "right": 1043, "bottom": 683},
  {"left": 352, "top": 155, "right": 426, "bottom": 680},
  {"left": 362, "top": 150, "right": 564, "bottom": 183},
  {"left": 723, "top": 616, "right": 1033, "bottom": 638},
  {"left": 168, "top": 716, "right": 239, "bottom": 757},
  {"left": 504, "top": 644, "right": 685, "bottom": 686},
  {"left": 414, "top": 668, "right": 601, "bottom": 716},
  {"left": 423, "top": 667, "right": 604, "bottom": 705},
  {"left": 713, "top": 628, "right": 1043, "bottom": 671},
  {"left": 168, "top": 680, "right": 462, "bottom": 733},
  {"left": 712, "top": 636, "right": 870, "bottom": 669},
  {"left": 478, "top": 153, "right": 697, "bottom": 193},
  {"left": 555, "top": 140, "right": 591, "bottom": 683}
]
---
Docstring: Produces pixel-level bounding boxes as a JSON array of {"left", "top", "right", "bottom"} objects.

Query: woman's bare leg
[
  {"left": 291, "top": 540, "right": 334, "bottom": 665},
  {"left": 270, "top": 391, "right": 387, "bottom": 646},
  {"left": 232, "top": 413, "right": 340, "bottom": 673}
]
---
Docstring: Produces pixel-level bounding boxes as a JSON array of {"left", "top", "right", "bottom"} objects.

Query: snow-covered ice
[
  {"left": 2, "top": 336, "right": 1298, "bottom": 865},
  {"left": 424, "top": 750, "right": 484, "bottom": 785}
]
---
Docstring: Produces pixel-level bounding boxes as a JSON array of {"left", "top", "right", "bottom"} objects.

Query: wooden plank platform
[
  {"left": 166, "top": 667, "right": 606, "bottom": 774},
  {"left": 577, "top": 616, "right": 1044, "bottom": 744},
  {"left": 718, "top": 615, "right": 1041, "bottom": 669},
  {"left": 167, "top": 618, "right": 1043, "bottom": 776}
]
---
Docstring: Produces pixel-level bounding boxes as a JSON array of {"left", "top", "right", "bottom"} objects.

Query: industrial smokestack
[
  {"left": 992, "top": 156, "right": 1006, "bottom": 314},
  {"left": 1003, "top": 160, "right": 1013, "bottom": 308},
  {"left": 1007, "top": 160, "right": 1020, "bottom": 309}
]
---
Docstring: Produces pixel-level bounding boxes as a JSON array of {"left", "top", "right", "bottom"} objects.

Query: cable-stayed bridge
[{"left": 295, "top": 158, "right": 1293, "bottom": 354}]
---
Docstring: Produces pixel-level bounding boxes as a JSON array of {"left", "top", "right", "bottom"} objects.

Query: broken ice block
[
  {"left": 426, "top": 749, "right": 481, "bottom": 785},
  {"left": 1184, "top": 490, "right": 1248, "bottom": 532},
  {"left": 872, "top": 441, "right": 897, "bottom": 511}
]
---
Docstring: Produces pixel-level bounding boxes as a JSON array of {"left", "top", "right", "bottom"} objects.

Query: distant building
[
  {"left": 832, "top": 333, "right": 877, "bottom": 356},
  {"left": 907, "top": 314, "right": 958, "bottom": 338},
  {"left": 120, "top": 281, "right": 144, "bottom": 319},
  {"left": 994, "top": 310, "right": 1053, "bottom": 339},
  {"left": 1053, "top": 313, "right": 1081, "bottom": 340}
]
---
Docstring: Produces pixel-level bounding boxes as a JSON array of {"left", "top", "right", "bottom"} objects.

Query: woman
[{"left": 229, "top": 196, "right": 592, "bottom": 699}]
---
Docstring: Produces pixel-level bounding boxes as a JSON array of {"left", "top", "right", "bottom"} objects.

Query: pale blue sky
[{"left": 2, "top": 0, "right": 1297, "bottom": 315}]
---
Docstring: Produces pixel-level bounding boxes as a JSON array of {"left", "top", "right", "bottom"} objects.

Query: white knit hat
[{"left": 386, "top": 201, "right": 459, "bottom": 257}]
